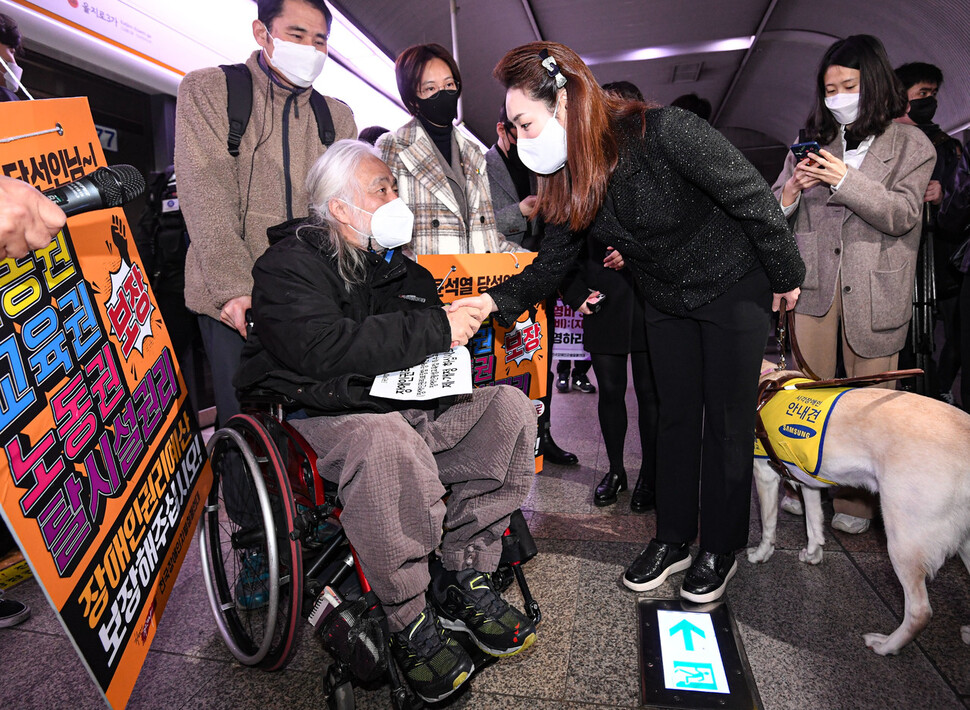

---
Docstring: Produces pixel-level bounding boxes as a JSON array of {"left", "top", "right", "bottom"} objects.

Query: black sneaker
[
  {"left": 680, "top": 551, "right": 737, "bottom": 604},
  {"left": 622, "top": 540, "right": 692, "bottom": 592},
  {"left": 0, "top": 589, "right": 30, "bottom": 628},
  {"left": 390, "top": 604, "right": 474, "bottom": 704},
  {"left": 555, "top": 375, "right": 570, "bottom": 393},
  {"left": 432, "top": 567, "right": 537, "bottom": 657},
  {"left": 572, "top": 374, "right": 596, "bottom": 393}
]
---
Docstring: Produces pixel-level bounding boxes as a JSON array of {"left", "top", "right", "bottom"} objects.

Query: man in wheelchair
[{"left": 233, "top": 139, "right": 539, "bottom": 703}]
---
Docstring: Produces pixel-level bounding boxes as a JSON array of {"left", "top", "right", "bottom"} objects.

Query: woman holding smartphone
[
  {"left": 772, "top": 35, "right": 935, "bottom": 534},
  {"left": 453, "top": 42, "right": 804, "bottom": 603}
]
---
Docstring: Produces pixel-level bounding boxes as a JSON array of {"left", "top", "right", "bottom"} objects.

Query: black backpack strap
[
  {"left": 220, "top": 64, "right": 254, "bottom": 157},
  {"left": 309, "top": 90, "right": 336, "bottom": 146}
]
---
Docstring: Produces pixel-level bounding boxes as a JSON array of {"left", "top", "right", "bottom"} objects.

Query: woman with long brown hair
[{"left": 454, "top": 42, "right": 805, "bottom": 603}]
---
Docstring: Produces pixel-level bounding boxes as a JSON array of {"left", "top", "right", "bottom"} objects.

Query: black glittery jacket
[{"left": 489, "top": 106, "right": 805, "bottom": 322}]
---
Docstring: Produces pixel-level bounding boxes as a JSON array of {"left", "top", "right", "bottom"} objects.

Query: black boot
[
  {"left": 629, "top": 473, "right": 655, "bottom": 513},
  {"left": 594, "top": 470, "right": 627, "bottom": 506},
  {"left": 540, "top": 425, "right": 578, "bottom": 466}
]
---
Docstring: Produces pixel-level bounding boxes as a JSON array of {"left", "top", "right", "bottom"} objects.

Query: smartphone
[
  {"left": 790, "top": 141, "right": 822, "bottom": 163},
  {"left": 587, "top": 291, "right": 607, "bottom": 315}
]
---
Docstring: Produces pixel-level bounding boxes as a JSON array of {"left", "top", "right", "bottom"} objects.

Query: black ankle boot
[
  {"left": 629, "top": 474, "right": 655, "bottom": 513},
  {"left": 594, "top": 470, "right": 627, "bottom": 506},
  {"left": 540, "top": 430, "right": 578, "bottom": 466}
]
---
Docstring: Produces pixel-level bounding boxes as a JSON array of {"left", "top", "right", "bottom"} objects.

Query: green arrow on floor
[{"left": 670, "top": 619, "right": 705, "bottom": 651}]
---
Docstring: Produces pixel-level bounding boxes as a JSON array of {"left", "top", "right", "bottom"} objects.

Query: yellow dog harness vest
[{"left": 754, "top": 378, "right": 852, "bottom": 487}]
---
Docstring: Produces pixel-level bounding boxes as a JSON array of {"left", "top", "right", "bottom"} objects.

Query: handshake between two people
[{"left": 443, "top": 293, "right": 498, "bottom": 348}]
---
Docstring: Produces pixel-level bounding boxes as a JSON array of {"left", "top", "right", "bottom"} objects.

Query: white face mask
[
  {"left": 824, "top": 92, "right": 860, "bottom": 125},
  {"left": 2, "top": 58, "right": 22, "bottom": 93},
  {"left": 516, "top": 98, "right": 568, "bottom": 175},
  {"left": 265, "top": 34, "right": 327, "bottom": 88},
  {"left": 341, "top": 197, "right": 414, "bottom": 249}
]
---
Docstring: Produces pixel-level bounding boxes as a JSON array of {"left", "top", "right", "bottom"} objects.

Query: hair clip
[{"left": 538, "top": 49, "right": 567, "bottom": 89}]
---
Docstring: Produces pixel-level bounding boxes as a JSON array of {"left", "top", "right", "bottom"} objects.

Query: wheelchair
[{"left": 198, "top": 396, "right": 542, "bottom": 709}]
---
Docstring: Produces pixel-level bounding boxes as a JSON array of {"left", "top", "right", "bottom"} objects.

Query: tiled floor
[{"left": 2, "top": 369, "right": 969, "bottom": 709}]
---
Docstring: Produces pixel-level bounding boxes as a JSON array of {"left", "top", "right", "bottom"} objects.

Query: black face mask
[
  {"left": 907, "top": 96, "right": 938, "bottom": 125},
  {"left": 415, "top": 88, "right": 460, "bottom": 127}
]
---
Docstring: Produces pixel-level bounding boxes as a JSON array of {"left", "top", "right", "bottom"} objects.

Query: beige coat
[
  {"left": 772, "top": 122, "right": 935, "bottom": 358},
  {"left": 175, "top": 51, "right": 357, "bottom": 320},
  {"left": 377, "top": 118, "right": 519, "bottom": 255}
]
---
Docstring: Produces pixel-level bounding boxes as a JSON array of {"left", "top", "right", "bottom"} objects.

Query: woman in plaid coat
[{"left": 378, "top": 43, "right": 520, "bottom": 256}]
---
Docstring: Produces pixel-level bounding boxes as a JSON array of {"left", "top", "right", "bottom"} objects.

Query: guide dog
[{"left": 746, "top": 361, "right": 970, "bottom": 655}]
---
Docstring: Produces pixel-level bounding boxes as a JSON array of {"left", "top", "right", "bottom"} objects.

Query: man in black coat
[{"left": 234, "top": 140, "right": 537, "bottom": 704}]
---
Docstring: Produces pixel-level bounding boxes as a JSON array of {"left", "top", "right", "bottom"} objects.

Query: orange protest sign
[
  {"left": 417, "top": 253, "right": 548, "bottom": 467},
  {"left": 0, "top": 97, "right": 211, "bottom": 710}
]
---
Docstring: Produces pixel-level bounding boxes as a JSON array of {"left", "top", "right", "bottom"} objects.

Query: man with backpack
[{"left": 175, "top": 0, "right": 357, "bottom": 428}]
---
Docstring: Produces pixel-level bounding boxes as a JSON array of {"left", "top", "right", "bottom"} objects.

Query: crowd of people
[{"left": 4, "top": 0, "right": 970, "bottom": 704}]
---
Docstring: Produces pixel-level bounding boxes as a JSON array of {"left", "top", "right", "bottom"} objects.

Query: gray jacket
[
  {"left": 772, "top": 122, "right": 936, "bottom": 358},
  {"left": 484, "top": 144, "right": 528, "bottom": 244}
]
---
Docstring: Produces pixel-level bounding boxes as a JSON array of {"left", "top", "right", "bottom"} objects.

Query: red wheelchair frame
[{"left": 198, "top": 404, "right": 540, "bottom": 709}]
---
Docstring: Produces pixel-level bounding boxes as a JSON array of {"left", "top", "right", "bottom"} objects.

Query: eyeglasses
[{"left": 416, "top": 79, "right": 459, "bottom": 100}]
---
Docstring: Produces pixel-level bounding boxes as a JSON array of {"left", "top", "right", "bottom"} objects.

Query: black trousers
[
  {"left": 642, "top": 268, "right": 772, "bottom": 554},
  {"left": 197, "top": 314, "right": 244, "bottom": 428}
]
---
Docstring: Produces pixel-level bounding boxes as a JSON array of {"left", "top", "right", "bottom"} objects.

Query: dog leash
[
  {"left": 776, "top": 297, "right": 820, "bottom": 380},
  {"left": 759, "top": 301, "right": 924, "bottom": 481}
]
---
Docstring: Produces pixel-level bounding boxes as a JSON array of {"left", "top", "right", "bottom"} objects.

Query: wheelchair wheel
[
  {"left": 324, "top": 662, "right": 356, "bottom": 710},
  {"left": 199, "top": 414, "right": 304, "bottom": 670}
]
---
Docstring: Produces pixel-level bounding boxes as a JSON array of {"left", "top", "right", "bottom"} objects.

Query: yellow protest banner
[
  {"left": 417, "top": 252, "right": 548, "bottom": 467},
  {"left": 0, "top": 97, "right": 211, "bottom": 710}
]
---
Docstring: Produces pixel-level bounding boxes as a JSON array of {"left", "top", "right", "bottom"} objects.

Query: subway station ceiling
[{"left": 331, "top": 0, "right": 970, "bottom": 152}]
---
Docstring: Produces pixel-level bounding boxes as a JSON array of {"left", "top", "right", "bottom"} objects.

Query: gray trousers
[{"left": 290, "top": 385, "right": 536, "bottom": 631}]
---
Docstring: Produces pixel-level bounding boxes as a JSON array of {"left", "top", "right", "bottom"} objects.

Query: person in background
[
  {"left": 894, "top": 62, "right": 963, "bottom": 404},
  {"left": 234, "top": 141, "right": 537, "bottom": 703},
  {"left": 939, "top": 136, "right": 970, "bottom": 410},
  {"left": 175, "top": 0, "right": 356, "bottom": 430},
  {"left": 772, "top": 35, "right": 935, "bottom": 533},
  {"left": 0, "top": 175, "right": 67, "bottom": 627},
  {"left": 455, "top": 42, "right": 804, "bottom": 604},
  {"left": 484, "top": 103, "right": 581, "bottom": 464},
  {"left": 559, "top": 79, "right": 659, "bottom": 510},
  {"left": 358, "top": 125, "right": 389, "bottom": 145},
  {"left": 378, "top": 43, "right": 520, "bottom": 256},
  {"left": 0, "top": 12, "right": 25, "bottom": 102},
  {"left": 671, "top": 92, "right": 712, "bottom": 122}
]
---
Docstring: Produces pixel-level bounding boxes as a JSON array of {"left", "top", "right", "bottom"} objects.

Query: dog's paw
[
  {"left": 799, "top": 547, "right": 823, "bottom": 565},
  {"left": 863, "top": 632, "right": 901, "bottom": 656},
  {"left": 746, "top": 542, "right": 774, "bottom": 563},
  {"left": 961, "top": 625, "right": 970, "bottom": 645}
]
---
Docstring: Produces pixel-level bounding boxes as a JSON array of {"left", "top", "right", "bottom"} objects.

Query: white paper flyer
[{"left": 369, "top": 347, "right": 473, "bottom": 400}]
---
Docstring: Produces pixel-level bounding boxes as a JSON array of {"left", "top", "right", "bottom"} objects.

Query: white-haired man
[{"left": 234, "top": 140, "right": 538, "bottom": 703}]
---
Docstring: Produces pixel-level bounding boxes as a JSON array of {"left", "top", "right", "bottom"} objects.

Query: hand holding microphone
[
  {"left": 42, "top": 164, "right": 146, "bottom": 216},
  {"left": 0, "top": 174, "right": 66, "bottom": 260},
  {"left": 1, "top": 164, "right": 145, "bottom": 261}
]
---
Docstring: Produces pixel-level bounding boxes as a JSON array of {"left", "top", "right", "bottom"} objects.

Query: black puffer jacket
[{"left": 234, "top": 219, "right": 451, "bottom": 415}]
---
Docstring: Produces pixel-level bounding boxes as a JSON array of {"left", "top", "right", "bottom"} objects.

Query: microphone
[{"left": 43, "top": 165, "right": 146, "bottom": 216}]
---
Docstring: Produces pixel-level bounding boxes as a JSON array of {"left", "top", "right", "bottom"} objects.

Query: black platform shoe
[
  {"left": 629, "top": 474, "right": 655, "bottom": 513},
  {"left": 540, "top": 430, "right": 578, "bottom": 466},
  {"left": 623, "top": 539, "right": 692, "bottom": 592},
  {"left": 680, "top": 550, "right": 737, "bottom": 604},
  {"left": 594, "top": 470, "right": 627, "bottom": 506}
]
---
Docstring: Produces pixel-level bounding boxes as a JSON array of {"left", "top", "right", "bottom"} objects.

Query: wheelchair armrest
[{"left": 238, "top": 388, "right": 299, "bottom": 411}]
